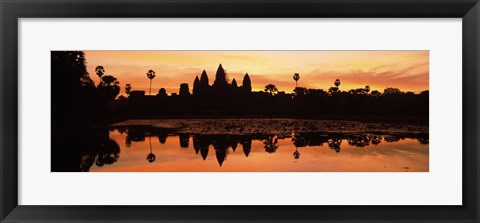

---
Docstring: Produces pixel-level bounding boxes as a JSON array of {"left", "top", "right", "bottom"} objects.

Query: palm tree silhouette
[
  {"left": 293, "top": 147, "right": 300, "bottom": 159},
  {"left": 334, "top": 79, "right": 341, "bottom": 88},
  {"left": 125, "top": 83, "right": 132, "bottom": 96},
  {"left": 146, "top": 69, "right": 156, "bottom": 95},
  {"left": 146, "top": 136, "right": 156, "bottom": 163},
  {"left": 328, "top": 79, "right": 341, "bottom": 94},
  {"left": 293, "top": 73, "right": 300, "bottom": 88},
  {"left": 95, "top": 66, "right": 105, "bottom": 82},
  {"left": 365, "top": 85, "right": 370, "bottom": 94}
]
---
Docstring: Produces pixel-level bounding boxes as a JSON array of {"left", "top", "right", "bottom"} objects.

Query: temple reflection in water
[{"left": 75, "top": 126, "right": 429, "bottom": 172}]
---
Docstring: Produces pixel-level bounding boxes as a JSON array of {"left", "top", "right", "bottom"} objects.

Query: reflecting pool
[{"left": 74, "top": 119, "right": 429, "bottom": 172}]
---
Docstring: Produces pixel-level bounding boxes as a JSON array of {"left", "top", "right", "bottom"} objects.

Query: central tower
[{"left": 213, "top": 63, "right": 228, "bottom": 88}]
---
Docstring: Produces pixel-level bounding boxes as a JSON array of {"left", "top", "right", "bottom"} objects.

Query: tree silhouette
[
  {"left": 348, "top": 135, "right": 371, "bottom": 147},
  {"left": 293, "top": 147, "right": 300, "bottom": 159},
  {"left": 328, "top": 87, "right": 339, "bottom": 94},
  {"left": 371, "top": 90, "right": 381, "bottom": 97},
  {"left": 264, "top": 84, "right": 278, "bottom": 118},
  {"left": 101, "top": 75, "right": 118, "bottom": 86},
  {"left": 98, "top": 78, "right": 120, "bottom": 101},
  {"left": 328, "top": 138, "right": 342, "bottom": 153},
  {"left": 146, "top": 136, "right": 156, "bottom": 163},
  {"left": 417, "top": 137, "right": 429, "bottom": 144},
  {"left": 146, "top": 69, "right": 156, "bottom": 95},
  {"left": 334, "top": 79, "right": 341, "bottom": 87},
  {"left": 293, "top": 73, "right": 300, "bottom": 88},
  {"left": 263, "top": 135, "right": 279, "bottom": 153},
  {"left": 95, "top": 139, "right": 121, "bottom": 167},
  {"left": 51, "top": 51, "right": 96, "bottom": 122},
  {"left": 95, "top": 65, "right": 105, "bottom": 82},
  {"left": 94, "top": 68, "right": 121, "bottom": 104},
  {"left": 371, "top": 135, "right": 382, "bottom": 145},
  {"left": 264, "top": 84, "right": 278, "bottom": 96},
  {"left": 80, "top": 131, "right": 121, "bottom": 171},
  {"left": 364, "top": 85, "right": 370, "bottom": 94},
  {"left": 293, "top": 87, "right": 307, "bottom": 98},
  {"left": 125, "top": 84, "right": 132, "bottom": 96},
  {"left": 328, "top": 79, "right": 341, "bottom": 95},
  {"left": 158, "top": 88, "right": 167, "bottom": 97},
  {"left": 383, "top": 87, "right": 402, "bottom": 96}
]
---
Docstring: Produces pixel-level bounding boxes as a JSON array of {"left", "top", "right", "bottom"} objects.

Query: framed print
[
  {"left": 52, "top": 50, "right": 430, "bottom": 173},
  {"left": 1, "top": 0, "right": 479, "bottom": 222}
]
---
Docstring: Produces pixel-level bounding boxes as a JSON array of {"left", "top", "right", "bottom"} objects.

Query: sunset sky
[{"left": 84, "top": 51, "right": 429, "bottom": 96}]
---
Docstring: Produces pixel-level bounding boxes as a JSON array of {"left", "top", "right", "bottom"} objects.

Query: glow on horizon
[{"left": 84, "top": 51, "right": 429, "bottom": 96}]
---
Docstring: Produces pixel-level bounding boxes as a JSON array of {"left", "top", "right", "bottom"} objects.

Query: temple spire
[
  {"left": 242, "top": 73, "right": 252, "bottom": 92},
  {"left": 200, "top": 70, "right": 209, "bottom": 86},
  {"left": 193, "top": 76, "right": 200, "bottom": 95},
  {"left": 213, "top": 63, "right": 227, "bottom": 87}
]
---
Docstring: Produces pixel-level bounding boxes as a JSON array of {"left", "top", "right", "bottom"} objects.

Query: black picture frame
[{"left": 1, "top": 0, "right": 479, "bottom": 222}]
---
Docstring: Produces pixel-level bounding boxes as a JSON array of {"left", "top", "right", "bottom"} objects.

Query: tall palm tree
[
  {"left": 95, "top": 66, "right": 105, "bottom": 83},
  {"left": 146, "top": 136, "right": 156, "bottom": 163},
  {"left": 293, "top": 73, "right": 300, "bottom": 88},
  {"left": 364, "top": 85, "right": 370, "bottom": 94},
  {"left": 329, "top": 79, "right": 341, "bottom": 94},
  {"left": 293, "top": 147, "right": 300, "bottom": 159},
  {"left": 146, "top": 70, "right": 156, "bottom": 95},
  {"left": 334, "top": 79, "right": 341, "bottom": 87}
]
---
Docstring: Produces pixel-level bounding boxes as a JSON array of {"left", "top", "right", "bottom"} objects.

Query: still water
[{"left": 82, "top": 121, "right": 429, "bottom": 172}]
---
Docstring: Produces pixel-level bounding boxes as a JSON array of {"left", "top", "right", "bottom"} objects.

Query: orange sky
[{"left": 84, "top": 51, "right": 429, "bottom": 96}]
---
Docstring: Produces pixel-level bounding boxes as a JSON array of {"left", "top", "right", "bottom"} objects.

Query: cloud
[{"left": 306, "top": 62, "right": 429, "bottom": 92}]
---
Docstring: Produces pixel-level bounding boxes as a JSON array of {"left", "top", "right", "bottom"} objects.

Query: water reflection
[
  {"left": 146, "top": 136, "right": 156, "bottom": 163},
  {"left": 79, "top": 130, "right": 120, "bottom": 172},
  {"left": 75, "top": 126, "right": 429, "bottom": 172}
]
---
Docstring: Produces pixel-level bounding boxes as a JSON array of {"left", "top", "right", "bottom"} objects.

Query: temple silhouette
[
  {"left": 118, "top": 63, "right": 428, "bottom": 118},
  {"left": 193, "top": 64, "right": 252, "bottom": 96},
  {"left": 128, "top": 64, "right": 252, "bottom": 98}
]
